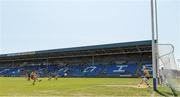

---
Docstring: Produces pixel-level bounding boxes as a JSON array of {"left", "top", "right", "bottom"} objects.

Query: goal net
[{"left": 158, "top": 44, "right": 180, "bottom": 91}]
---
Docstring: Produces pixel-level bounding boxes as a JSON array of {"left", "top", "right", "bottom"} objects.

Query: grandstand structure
[{"left": 0, "top": 40, "right": 152, "bottom": 77}]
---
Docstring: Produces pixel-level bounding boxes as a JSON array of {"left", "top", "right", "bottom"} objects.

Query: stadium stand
[
  {"left": 0, "top": 40, "right": 152, "bottom": 77},
  {"left": 0, "top": 63, "right": 152, "bottom": 77}
]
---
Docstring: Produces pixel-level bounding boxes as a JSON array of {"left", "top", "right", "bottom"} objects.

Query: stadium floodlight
[{"left": 150, "top": 0, "right": 158, "bottom": 91}]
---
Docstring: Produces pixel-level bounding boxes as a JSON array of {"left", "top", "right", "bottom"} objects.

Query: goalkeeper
[
  {"left": 30, "top": 70, "right": 42, "bottom": 85},
  {"left": 138, "top": 66, "right": 150, "bottom": 88}
]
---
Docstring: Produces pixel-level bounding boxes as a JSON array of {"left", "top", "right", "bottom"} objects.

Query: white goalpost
[
  {"left": 151, "top": 0, "right": 180, "bottom": 92},
  {"left": 150, "top": 0, "right": 158, "bottom": 91}
]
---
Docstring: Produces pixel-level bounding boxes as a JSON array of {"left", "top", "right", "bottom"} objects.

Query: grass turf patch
[{"left": 0, "top": 77, "right": 178, "bottom": 96}]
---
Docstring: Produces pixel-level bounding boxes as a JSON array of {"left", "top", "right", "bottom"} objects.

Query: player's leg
[
  {"left": 32, "top": 76, "right": 39, "bottom": 85},
  {"left": 138, "top": 78, "right": 144, "bottom": 87},
  {"left": 144, "top": 77, "right": 150, "bottom": 88},
  {"left": 32, "top": 79, "right": 36, "bottom": 85},
  {"left": 36, "top": 77, "right": 42, "bottom": 82}
]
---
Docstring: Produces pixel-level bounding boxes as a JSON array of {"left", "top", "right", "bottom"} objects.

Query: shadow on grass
[
  {"left": 155, "top": 89, "right": 178, "bottom": 97},
  {"left": 170, "top": 87, "right": 178, "bottom": 97}
]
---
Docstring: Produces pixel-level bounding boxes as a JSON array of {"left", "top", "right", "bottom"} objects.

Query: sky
[{"left": 0, "top": 0, "right": 179, "bottom": 59}]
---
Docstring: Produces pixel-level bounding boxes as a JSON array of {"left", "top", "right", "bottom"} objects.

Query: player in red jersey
[{"left": 30, "top": 70, "right": 41, "bottom": 85}]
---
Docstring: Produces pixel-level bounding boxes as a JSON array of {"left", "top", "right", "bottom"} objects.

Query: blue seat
[{"left": 0, "top": 64, "right": 152, "bottom": 77}]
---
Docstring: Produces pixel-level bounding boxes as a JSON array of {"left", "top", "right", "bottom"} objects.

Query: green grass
[{"left": 0, "top": 77, "right": 178, "bottom": 96}]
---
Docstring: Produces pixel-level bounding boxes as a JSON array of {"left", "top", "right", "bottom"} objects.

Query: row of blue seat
[{"left": 0, "top": 64, "right": 152, "bottom": 77}]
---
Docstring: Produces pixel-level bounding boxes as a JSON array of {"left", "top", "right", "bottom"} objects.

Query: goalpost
[
  {"left": 150, "top": 0, "right": 158, "bottom": 91},
  {"left": 151, "top": 0, "right": 180, "bottom": 91},
  {"left": 151, "top": 0, "right": 180, "bottom": 92}
]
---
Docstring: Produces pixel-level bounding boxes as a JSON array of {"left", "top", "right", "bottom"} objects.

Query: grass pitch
[{"left": 0, "top": 77, "right": 178, "bottom": 96}]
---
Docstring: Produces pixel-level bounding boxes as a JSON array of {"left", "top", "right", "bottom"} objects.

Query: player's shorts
[
  {"left": 31, "top": 76, "right": 36, "bottom": 80},
  {"left": 143, "top": 77, "right": 149, "bottom": 81}
]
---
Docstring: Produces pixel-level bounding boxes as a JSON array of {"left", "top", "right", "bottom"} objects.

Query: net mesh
[{"left": 158, "top": 44, "right": 180, "bottom": 91}]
